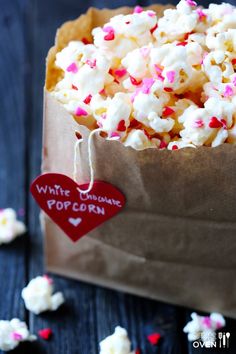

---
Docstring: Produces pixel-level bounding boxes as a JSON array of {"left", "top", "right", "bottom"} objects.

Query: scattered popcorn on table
[
  {"left": 52, "top": 0, "right": 236, "bottom": 151},
  {"left": 0, "top": 208, "right": 26, "bottom": 245},
  {"left": 21, "top": 275, "right": 65, "bottom": 315},
  {"left": 99, "top": 326, "right": 134, "bottom": 354},
  {"left": 0, "top": 318, "right": 36, "bottom": 352},
  {"left": 183, "top": 312, "right": 225, "bottom": 342}
]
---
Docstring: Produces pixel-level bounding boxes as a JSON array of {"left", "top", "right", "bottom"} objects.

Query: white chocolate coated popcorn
[
  {"left": 52, "top": 0, "right": 236, "bottom": 150},
  {"left": 183, "top": 312, "right": 225, "bottom": 342},
  {"left": 0, "top": 319, "right": 36, "bottom": 351},
  {"left": 21, "top": 276, "right": 65, "bottom": 315},
  {"left": 99, "top": 326, "right": 134, "bottom": 354},
  {"left": 0, "top": 209, "right": 26, "bottom": 245}
]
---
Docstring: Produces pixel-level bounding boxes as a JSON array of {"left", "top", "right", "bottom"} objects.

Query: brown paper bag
[{"left": 42, "top": 5, "right": 236, "bottom": 318}]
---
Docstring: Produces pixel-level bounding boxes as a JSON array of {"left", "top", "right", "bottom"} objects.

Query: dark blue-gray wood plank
[{"left": 0, "top": 1, "right": 28, "bottom": 353}]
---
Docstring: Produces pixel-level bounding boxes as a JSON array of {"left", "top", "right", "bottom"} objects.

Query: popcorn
[
  {"left": 21, "top": 275, "right": 65, "bottom": 315},
  {"left": 52, "top": 1, "right": 236, "bottom": 150},
  {"left": 0, "top": 318, "right": 36, "bottom": 351},
  {"left": 183, "top": 312, "right": 225, "bottom": 342},
  {"left": 99, "top": 326, "right": 134, "bottom": 354},
  {"left": 0, "top": 208, "right": 26, "bottom": 245}
]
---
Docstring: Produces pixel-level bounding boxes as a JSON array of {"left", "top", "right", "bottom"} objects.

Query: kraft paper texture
[{"left": 42, "top": 5, "right": 236, "bottom": 318}]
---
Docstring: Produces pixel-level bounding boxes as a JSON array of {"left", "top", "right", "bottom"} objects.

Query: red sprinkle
[
  {"left": 130, "top": 76, "right": 142, "bottom": 86},
  {"left": 162, "top": 106, "right": 175, "bottom": 117},
  {"left": 72, "top": 84, "right": 78, "bottom": 90},
  {"left": 135, "top": 349, "right": 142, "bottom": 354},
  {"left": 159, "top": 140, "right": 168, "bottom": 149},
  {"left": 104, "top": 31, "right": 115, "bottom": 41},
  {"left": 129, "top": 119, "right": 142, "bottom": 129},
  {"left": 172, "top": 145, "right": 179, "bottom": 150},
  {"left": 209, "top": 116, "right": 223, "bottom": 128},
  {"left": 83, "top": 94, "right": 92, "bottom": 104},
  {"left": 38, "top": 328, "right": 53, "bottom": 340},
  {"left": 147, "top": 333, "right": 161, "bottom": 345},
  {"left": 82, "top": 37, "right": 92, "bottom": 45},
  {"left": 117, "top": 119, "right": 126, "bottom": 132},
  {"left": 232, "top": 59, "right": 236, "bottom": 65},
  {"left": 150, "top": 23, "right": 158, "bottom": 34},
  {"left": 177, "top": 41, "right": 188, "bottom": 47},
  {"left": 164, "top": 87, "right": 173, "bottom": 92}
]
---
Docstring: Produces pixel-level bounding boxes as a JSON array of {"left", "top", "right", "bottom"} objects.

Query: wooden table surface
[{"left": 0, "top": 0, "right": 236, "bottom": 353}]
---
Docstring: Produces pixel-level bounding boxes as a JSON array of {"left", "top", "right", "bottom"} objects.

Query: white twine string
[{"left": 73, "top": 128, "right": 103, "bottom": 194}]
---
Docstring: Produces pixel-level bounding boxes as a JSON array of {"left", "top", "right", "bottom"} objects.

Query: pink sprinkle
[
  {"left": 12, "top": 332, "right": 23, "bottom": 341},
  {"left": 75, "top": 107, "right": 88, "bottom": 117},
  {"left": 99, "top": 88, "right": 106, "bottom": 95},
  {"left": 193, "top": 119, "right": 204, "bottom": 128},
  {"left": 133, "top": 6, "right": 143, "bottom": 14},
  {"left": 101, "top": 113, "right": 107, "bottom": 120},
  {"left": 114, "top": 68, "right": 127, "bottom": 77},
  {"left": 233, "top": 76, "right": 236, "bottom": 87},
  {"left": 157, "top": 74, "right": 164, "bottom": 82},
  {"left": 97, "top": 121, "right": 103, "bottom": 128},
  {"left": 66, "top": 62, "right": 78, "bottom": 74},
  {"left": 202, "top": 316, "right": 212, "bottom": 329},
  {"left": 103, "top": 26, "right": 115, "bottom": 41},
  {"left": 142, "top": 78, "right": 155, "bottom": 94},
  {"left": 186, "top": 0, "right": 197, "bottom": 7},
  {"left": 86, "top": 59, "right": 96, "bottom": 69},
  {"left": 196, "top": 8, "right": 207, "bottom": 21},
  {"left": 43, "top": 274, "right": 53, "bottom": 284},
  {"left": 147, "top": 10, "right": 156, "bottom": 17},
  {"left": 223, "top": 85, "right": 234, "bottom": 97},
  {"left": 109, "top": 132, "right": 121, "bottom": 140},
  {"left": 140, "top": 47, "right": 150, "bottom": 58},
  {"left": 166, "top": 71, "right": 175, "bottom": 84},
  {"left": 103, "top": 26, "right": 114, "bottom": 33}
]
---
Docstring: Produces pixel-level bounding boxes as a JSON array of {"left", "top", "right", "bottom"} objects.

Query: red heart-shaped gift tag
[{"left": 30, "top": 173, "right": 125, "bottom": 242}]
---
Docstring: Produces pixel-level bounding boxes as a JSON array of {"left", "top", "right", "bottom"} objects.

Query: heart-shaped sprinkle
[
  {"left": 66, "top": 62, "right": 78, "bottom": 74},
  {"left": 75, "top": 107, "right": 88, "bottom": 117},
  {"left": 81, "top": 37, "right": 91, "bottom": 45},
  {"left": 117, "top": 120, "right": 126, "bottom": 132},
  {"left": 114, "top": 68, "right": 127, "bottom": 77},
  {"left": 232, "top": 59, "right": 236, "bottom": 65},
  {"left": 177, "top": 41, "right": 188, "bottom": 47},
  {"left": 133, "top": 5, "right": 143, "bottom": 13},
  {"left": 166, "top": 70, "right": 176, "bottom": 84},
  {"left": 172, "top": 145, "right": 178, "bottom": 150},
  {"left": 130, "top": 76, "right": 142, "bottom": 86},
  {"left": 31, "top": 174, "right": 125, "bottom": 242},
  {"left": 162, "top": 107, "right": 175, "bottom": 117},
  {"left": 209, "top": 117, "right": 223, "bottom": 128},
  {"left": 147, "top": 333, "right": 161, "bottom": 345},
  {"left": 83, "top": 94, "right": 92, "bottom": 104},
  {"left": 38, "top": 328, "right": 53, "bottom": 340},
  {"left": 159, "top": 140, "right": 168, "bottom": 149},
  {"left": 103, "top": 27, "right": 115, "bottom": 41},
  {"left": 72, "top": 84, "right": 78, "bottom": 90}
]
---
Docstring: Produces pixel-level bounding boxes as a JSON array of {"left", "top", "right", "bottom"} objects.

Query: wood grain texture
[
  {"left": 0, "top": 0, "right": 28, "bottom": 340},
  {"left": 0, "top": 0, "right": 236, "bottom": 353}
]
